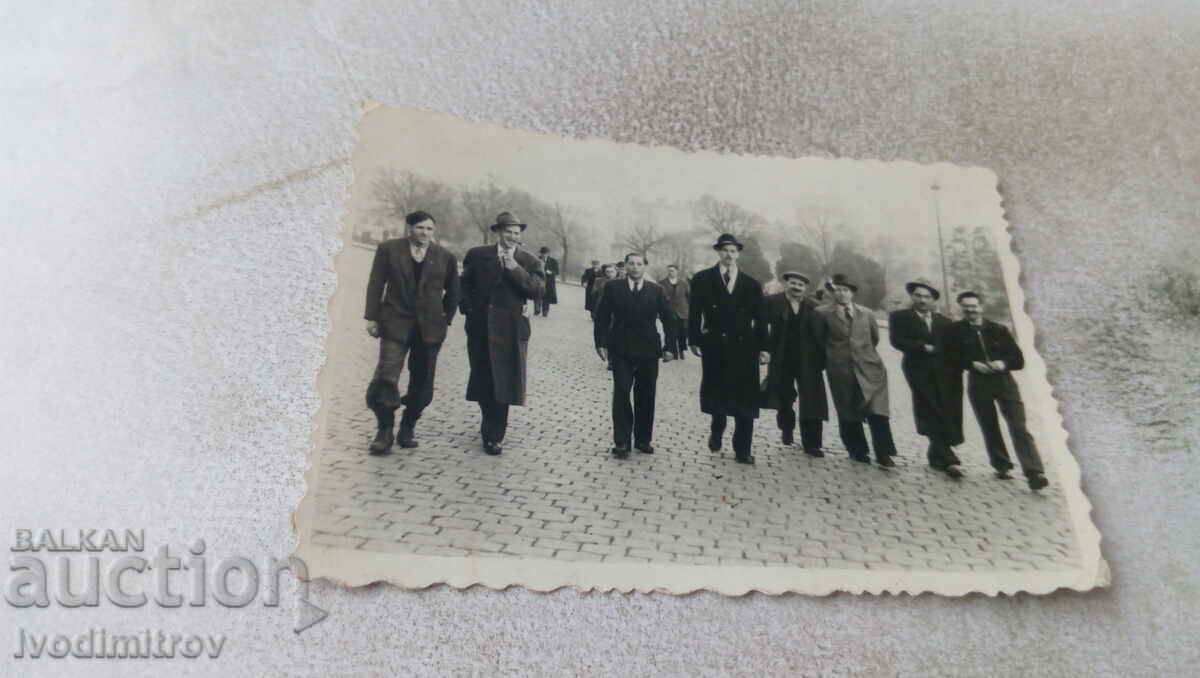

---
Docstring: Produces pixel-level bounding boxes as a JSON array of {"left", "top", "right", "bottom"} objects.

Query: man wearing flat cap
[
  {"left": 763, "top": 271, "right": 828, "bottom": 456},
  {"left": 813, "top": 273, "right": 900, "bottom": 466},
  {"left": 459, "top": 212, "right": 546, "bottom": 455},
  {"left": 364, "top": 210, "right": 461, "bottom": 454},
  {"left": 889, "top": 278, "right": 964, "bottom": 478},
  {"left": 688, "top": 233, "right": 769, "bottom": 465}
]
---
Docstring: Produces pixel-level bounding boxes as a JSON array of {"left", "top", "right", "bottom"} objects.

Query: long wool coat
[
  {"left": 459, "top": 245, "right": 545, "bottom": 406},
  {"left": 688, "top": 265, "right": 768, "bottom": 419},
  {"left": 813, "top": 302, "right": 890, "bottom": 421},
  {"left": 762, "top": 293, "right": 828, "bottom": 421},
  {"left": 539, "top": 255, "right": 559, "bottom": 305},
  {"left": 889, "top": 307, "right": 964, "bottom": 445}
]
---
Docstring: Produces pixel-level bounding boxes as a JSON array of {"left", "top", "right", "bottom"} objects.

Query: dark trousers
[
  {"left": 775, "top": 369, "right": 824, "bottom": 451},
  {"left": 663, "top": 316, "right": 688, "bottom": 356},
  {"left": 711, "top": 414, "right": 754, "bottom": 456},
  {"left": 467, "top": 331, "right": 511, "bottom": 444},
  {"left": 838, "top": 414, "right": 897, "bottom": 461},
  {"left": 365, "top": 328, "right": 442, "bottom": 431},
  {"left": 610, "top": 353, "right": 659, "bottom": 447},
  {"left": 538, "top": 298, "right": 552, "bottom": 316},
  {"left": 968, "top": 374, "right": 1044, "bottom": 476}
]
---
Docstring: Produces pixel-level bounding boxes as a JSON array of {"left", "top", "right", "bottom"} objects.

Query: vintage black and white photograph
[{"left": 294, "top": 105, "right": 1106, "bottom": 595}]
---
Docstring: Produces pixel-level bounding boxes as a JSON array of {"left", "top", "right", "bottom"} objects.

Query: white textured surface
[{"left": 1, "top": 2, "right": 1197, "bottom": 676}]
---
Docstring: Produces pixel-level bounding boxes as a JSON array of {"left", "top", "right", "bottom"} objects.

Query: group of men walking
[{"left": 362, "top": 211, "right": 1049, "bottom": 491}]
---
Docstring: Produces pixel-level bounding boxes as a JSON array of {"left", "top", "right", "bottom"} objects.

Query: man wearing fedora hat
[
  {"left": 890, "top": 278, "right": 964, "bottom": 478},
  {"left": 536, "top": 246, "right": 559, "bottom": 317},
  {"left": 364, "top": 210, "right": 461, "bottom": 455},
  {"left": 814, "top": 273, "right": 900, "bottom": 467},
  {"left": 688, "top": 233, "right": 770, "bottom": 465},
  {"left": 763, "top": 271, "right": 828, "bottom": 456},
  {"left": 459, "top": 212, "right": 546, "bottom": 455}
]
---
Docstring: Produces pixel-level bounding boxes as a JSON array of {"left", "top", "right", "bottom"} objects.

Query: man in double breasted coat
[
  {"left": 689, "top": 233, "right": 770, "bottom": 465},
  {"left": 763, "top": 271, "right": 828, "bottom": 456},
  {"left": 364, "top": 210, "right": 460, "bottom": 454},
  {"left": 813, "top": 273, "right": 899, "bottom": 466},
  {"left": 459, "top": 212, "right": 546, "bottom": 455},
  {"left": 889, "top": 278, "right": 964, "bottom": 478}
]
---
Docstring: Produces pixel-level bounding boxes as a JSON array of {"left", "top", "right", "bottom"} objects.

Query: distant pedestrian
[
  {"left": 459, "top": 212, "right": 546, "bottom": 456},
  {"left": 658, "top": 264, "right": 690, "bottom": 361},
  {"left": 942, "top": 291, "right": 1048, "bottom": 490},
  {"left": 581, "top": 259, "right": 603, "bottom": 312},
  {"left": 363, "top": 210, "right": 460, "bottom": 454},
  {"left": 536, "top": 246, "right": 559, "bottom": 317}
]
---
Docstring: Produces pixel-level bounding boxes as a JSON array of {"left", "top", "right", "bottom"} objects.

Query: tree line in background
[
  {"left": 353, "top": 169, "right": 597, "bottom": 277},
  {"left": 354, "top": 169, "right": 1011, "bottom": 321}
]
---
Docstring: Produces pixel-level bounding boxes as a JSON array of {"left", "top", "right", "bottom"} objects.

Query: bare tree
[
  {"left": 615, "top": 199, "right": 671, "bottom": 260},
  {"left": 788, "top": 207, "right": 847, "bottom": 278},
  {"left": 660, "top": 230, "right": 701, "bottom": 275},
  {"left": 691, "top": 194, "right": 766, "bottom": 240},
  {"left": 543, "top": 202, "right": 589, "bottom": 275},
  {"left": 459, "top": 180, "right": 505, "bottom": 245},
  {"left": 367, "top": 169, "right": 456, "bottom": 241}
]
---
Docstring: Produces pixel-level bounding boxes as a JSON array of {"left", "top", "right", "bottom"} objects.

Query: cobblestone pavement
[{"left": 310, "top": 248, "right": 1081, "bottom": 572}]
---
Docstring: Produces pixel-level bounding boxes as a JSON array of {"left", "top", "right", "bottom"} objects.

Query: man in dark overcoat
[
  {"left": 459, "top": 212, "right": 546, "bottom": 455},
  {"left": 658, "top": 263, "right": 690, "bottom": 361},
  {"left": 581, "top": 259, "right": 602, "bottom": 312},
  {"left": 942, "top": 291, "right": 1048, "bottom": 490},
  {"left": 536, "top": 246, "right": 559, "bottom": 317},
  {"left": 889, "top": 278, "right": 964, "bottom": 478},
  {"left": 688, "top": 233, "right": 770, "bottom": 465},
  {"left": 813, "top": 273, "right": 899, "bottom": 466},
  {"left": 594, "top": 252, "right": 674, "bottom": 458},
  {"left": 364, "top": 210, "right": 460, "bottom": 454},
  {"left": 763, "top": 271, "right": 828, "bottom": 456}
]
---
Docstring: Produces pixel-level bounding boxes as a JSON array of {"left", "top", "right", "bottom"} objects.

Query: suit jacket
[
  {"left": 942, "top": 318, "right": 1025, "bottom": 395},
  {"left": 364, "top": 238, "right": 460, "bottom": 345},
  {"left": 593, "top": 278, "right": 673, "bottom": 360},
  {"left": 813, "top": 302, "right": 889, "bottom": 420},
  {"left": 763, "top": 293, "right": 828, "bottom": 419},
  {"left": 889, "top": 307, "right": 962, "bottom": 443},
  {"left": 459, "top": 245, "right": 545, "bottom": 405},
  {"left": 688, "top": 265, "right": 768, "bottom": 418},
  {"left": 657, "top": 277, "right": 690, "bottom": 319}
]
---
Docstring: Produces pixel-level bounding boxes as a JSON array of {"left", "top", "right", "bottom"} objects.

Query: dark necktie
[
  {"left": 722, "top": 271, "right": 730, "bottom": 288},
  {"left": 633, "top": 281, "right": 640, "bottom": 293}
]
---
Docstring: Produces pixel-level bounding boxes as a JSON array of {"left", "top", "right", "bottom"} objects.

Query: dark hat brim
[
  {"left": 712, "top": 242, "right": 745, "bottom": 251},
  {"left": 490, "top": 222, "right": 528, "bottom": 232},
  {"left": 905, "top": 281, "right": 940, "bottom": 299},
  {"left": 828, "top": 280, "right": 858, "bottom": 293},
  {"left": 780, "top": 272, "right": 810, "bottom": 284}
]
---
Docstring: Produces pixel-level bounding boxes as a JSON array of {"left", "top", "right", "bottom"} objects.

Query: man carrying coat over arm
[
  {"left": 364, "top": 210, "right": 460, "bottom": 454},
  {"left": 594, "top": 253, "right": 675, "bottom": 458},
  {"left": 689, "top": 233, "right": 770, "bottom": 465},
  {"left": 459, "top": 212, "right": 546, "bottom": 456}
]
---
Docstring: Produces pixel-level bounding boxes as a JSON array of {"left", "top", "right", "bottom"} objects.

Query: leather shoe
[
  {"left": 735, "top": 453, "right": 755, "bottom": 465},
  {"left": 850, "top": 454, "right": 872, "bottom": 464},
  {"left": 707, "top": 433, "right": 722, "bottom": 452},
  {"left": 876, "top": 455, "right": 897, "bottom": 468},
  {"left": 483, "top": 441, "right": 502, "bottom": 456},
  {"left": 1027, "top": 473, "right": 1049, "bottom": 491},
  {"left": 945, "top": 464, "right": 964, "bottom": 479},
  {"left": 612, "top": 445, "right": 631, "bottom": 459},
  {"left": 994, "top": 469, "right": 1013, "bottom": 480},
  {"left": 396, "top": 427, "right": 418, "bottom": 449},
  {"left": 635, "top": 443, "right": 654, "bottom": 454},
  {"left": 781, "top": 430, "right": 794, "bottom": 446},
  {"left": 803, "top": 448, "right": 824, "bottom": 458},
  {"left": 368, "top": 429, "right": 394, "bottom": 455}
]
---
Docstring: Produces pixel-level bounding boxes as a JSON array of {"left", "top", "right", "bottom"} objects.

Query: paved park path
[{"left": 310, "top": 247, "right": 1081, "bottom": 572}]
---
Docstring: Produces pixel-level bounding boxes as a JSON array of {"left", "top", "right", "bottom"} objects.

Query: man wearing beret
[
  {"left": 813, "top": 273, "right": 900, "bottom": 467},
  {"left": 942, "top": 291, "right": 1048, "bottom": 490},
  {"left": 763, "top": 271, "right": 828, "bottom": 456},
  {"left": 688, "top": 233, "right": 770, "bottom": 465},
  {"left": 364, "top": 210, "right": 461, "bottom": 454},
  {"left": 459, "top": 212, "right": 546, "bottom": 456},
  {"left": 889, "top": 278, "right": 964, "bottom": 478}
]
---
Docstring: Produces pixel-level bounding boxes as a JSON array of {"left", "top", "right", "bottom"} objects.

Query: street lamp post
[{"left": 931, "top": 181, "right": 952, "bottom": 314}]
